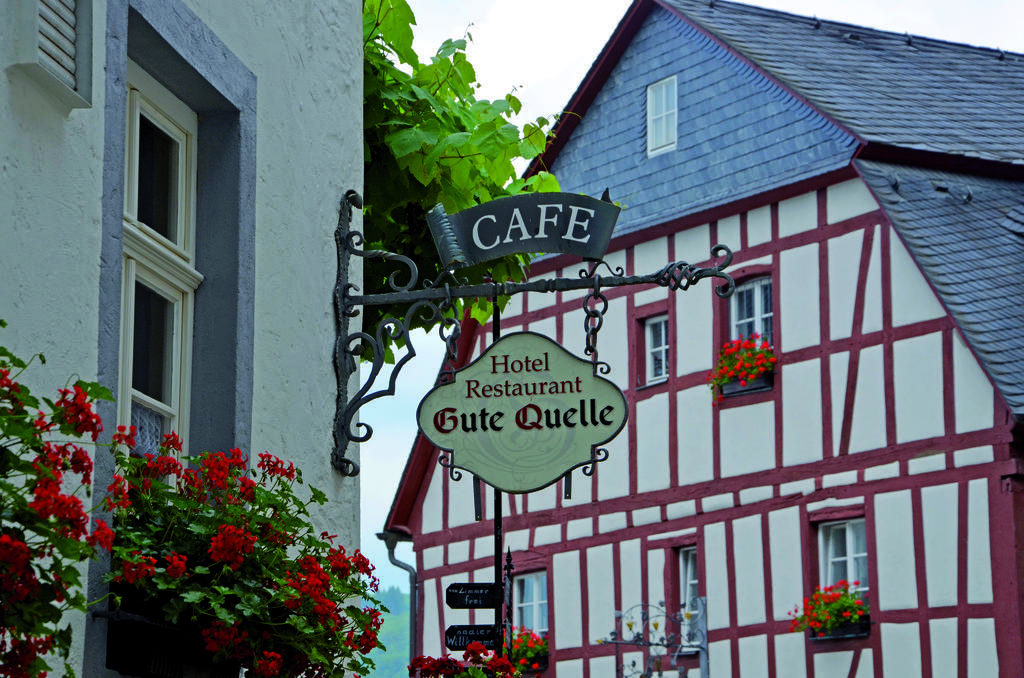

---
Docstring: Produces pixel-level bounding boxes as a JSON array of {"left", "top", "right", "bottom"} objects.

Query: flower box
[
  {"left": 719, "top": 371, "right": 774, "bottom": 397},
  {"left": 521, "top": 653, "right": 549, "bottom": 674},
  {"left": 808, "top": 616, "right": 871, "bottom": 641}
]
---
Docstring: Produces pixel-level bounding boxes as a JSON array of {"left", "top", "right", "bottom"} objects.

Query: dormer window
[{"left": 646, "top": 76, "right": 677, "bottom": 156}]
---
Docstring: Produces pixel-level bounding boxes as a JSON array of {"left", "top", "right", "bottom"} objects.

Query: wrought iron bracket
[{"left": 331, "top": 193, "right": 735, "bottom": 475}]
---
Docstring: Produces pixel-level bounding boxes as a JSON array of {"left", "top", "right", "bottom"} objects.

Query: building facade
[
  {"left": 386, "top": 1, "right": 1024, "bottom": 676},
  {"left": 1, "top": 0, "right": 362, "bottom": 674}
]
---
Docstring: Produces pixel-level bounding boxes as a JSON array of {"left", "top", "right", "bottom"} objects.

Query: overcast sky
[{"left": 360, "top": 0, "right": 1024, "bottom": 593}]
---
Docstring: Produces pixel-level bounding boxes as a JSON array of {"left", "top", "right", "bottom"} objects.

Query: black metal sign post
[{"left": 332, "top": 190, "right": 736, "bottom": 660}]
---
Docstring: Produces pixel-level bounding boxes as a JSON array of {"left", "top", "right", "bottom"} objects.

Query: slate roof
[
  {"left": 660, "top": 0, "right": 1024, "bottom": 165},
  {"left": 855, "top": 160, "right": 1024, "bottom": 418}
]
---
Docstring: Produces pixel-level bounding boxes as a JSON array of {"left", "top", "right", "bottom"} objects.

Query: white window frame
[
  {"left": 679, "top": 546, "right": 699, "bottom": 612},
  {"left": 818, "top": 519, "right": 869, "bottom": 593},
  {"left": 644, "top": 315, "right": 670, "bottom": 384},
  {"left": 730, "top": 277, "right": 773, "bottom": 345},
  {"left": 646, "top": 76, "right": 677, "bottom": 157},
  {"left": 513, "top": 571, "right": 548, "bottom": 636},
  {"left": 117, "top": 60, "right": 202, "bottom": 456}
]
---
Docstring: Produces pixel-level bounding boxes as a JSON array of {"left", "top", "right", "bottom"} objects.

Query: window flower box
[
  {"left": 719, "top": 371, "right": 774, "bottom": 397},
  {"left": 788, "top": 581, "right": 870, "bottom": 640},
  {"left": 707, "top": 334, "right": 777, "bottom": 403},
  {"left": 808, "top": 616, "right": 871, "bottom": 641},
  {"left": 522, "top": 653, "right": 549, "bottom": 674}
]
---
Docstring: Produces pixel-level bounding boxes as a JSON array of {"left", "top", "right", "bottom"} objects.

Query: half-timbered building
[{"left": 384, "top": 0, "right": 1024, "bottom": 676}]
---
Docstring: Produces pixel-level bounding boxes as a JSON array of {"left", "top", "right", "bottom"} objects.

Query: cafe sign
[{"left": 416, "top": 331, "right": 628, "bottom": 493}]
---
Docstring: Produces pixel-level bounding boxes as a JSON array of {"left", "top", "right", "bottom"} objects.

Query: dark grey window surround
[{"left": 89, "top": 0, "right": 255, "bottom": 673}]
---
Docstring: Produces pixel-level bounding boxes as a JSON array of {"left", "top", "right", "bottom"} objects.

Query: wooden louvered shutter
[{"left": 37, "top": 0, "right": 77, "bottom": 91}]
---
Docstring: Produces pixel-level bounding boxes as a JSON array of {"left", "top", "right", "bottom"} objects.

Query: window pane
[
  {"left": 829, "top": 559, "right": 848, "bottom": 584},
  {"left": 737, "top": 320, "right": 755, "bottom": 339},
  {"left": 851, "top": 521, "right": 867, "bottom": 554},
  {"left": 132, "top": 282, "right": 172, "bottom": 402},
  {"left": 737, "top": 289, "right": 754, "bottom": 321},
  {"left": 517, "top": 577, "right": 533, "bottom": 604},
  {"left": 538, "top": 602, "right": 548, "bottom": 632},
  {"left": 854, "top": 555, "right": 869, "bottom": 587},
  {"left": 761, "top": 281, "right": 772, "bottom": 315},
  {"left": 137, "top": 115, "right": 179, "bottom": 241}
]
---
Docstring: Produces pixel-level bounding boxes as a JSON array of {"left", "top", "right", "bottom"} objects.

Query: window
[
  {"left": 731, "top": 277, "right": 773, "bottom": 346},
  {"left": 118, "top": 60, "right": 202, "bottom": 457},
  {"left": 644, "top": 315, "right": 670, "bottom": 384},
  {"left": 819, "top": 520, "right": 868, "bottom": 592},
  {"left": 513, "top": 572, "right": 548, "bottom": 635},
  {"left": 646, "top": 76, "right": 677, "bottom": 156},
  {"left": 679, "top": 547, "right": 699, "bottom": 612}
]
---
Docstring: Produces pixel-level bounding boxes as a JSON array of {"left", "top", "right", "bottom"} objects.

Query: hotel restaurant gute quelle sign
[{"left": 416, "top": 332, "right": 628, "bottom": 494}]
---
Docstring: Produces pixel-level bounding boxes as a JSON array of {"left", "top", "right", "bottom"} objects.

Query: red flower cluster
[
  {"left": 409, "top": 644, "right": 517, "bottom": 678},
  {"left": 0, "top": 535, "right": 37, "bottom": 605},
  {"left": 257, "top": 452, "right": 296, "bottom": 481},
  {"left": 0, "top": 631, "right": 54, "bottom": 678},
  {"left": 117, "top": 552, "right": 157, "bottom": 584},
  {"left": 788, "top": 580, "right": 868, "bottom": 636},
  {"left": 87, "top": 519, "right": 115, "bottom": 552},
  {"left": 254, "top": 650, "right": 284, "bottom": 677},
  {"left": 209, "top": 524, "right": 257, "bottom": 570},
  {"left": 202, "top": 621, "right": 249, "bottom": 656},
  {"left": 164, "top": 552, "right": 187, "bottom": 578},
  {"left": 54, "top": 384, "right": 104, "bottom": 441},
  {"left": 706, "top": 333, "right": 777, "bottom": 403}
]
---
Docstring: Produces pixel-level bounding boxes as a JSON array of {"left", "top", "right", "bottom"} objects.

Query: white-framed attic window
[
  {"left": 644, "top": 314, "right": 670, "bottom": 384},
  {"left": 646, "top": 76, "right": 677, "bottom": 157},
  {"left": 513, "top": 571, "right": 548, "bottom": 636},
  {"left": 819, "top": 519, "right": 869, "bottom": 593},
  {"left": 118, "top": 60, "right": 202, "bottom": 457}
]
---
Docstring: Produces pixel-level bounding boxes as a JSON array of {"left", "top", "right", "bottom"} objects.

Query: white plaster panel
[
  {"left": 528, "top": 316, "right": 557, "bottom": 342},
  {"left": 633, "top": 507, "right": 662, "bottom": 526},
  {"left": 590, "top": 656, "right": 616, "bottom": 678},
  {"left": 863, "top": 225, "right": 883, "bottom": 334},
  {"left": 448, "top": 467, "right": 478, "bottom": 529},
  {"left": 828, "top": 229, "right": 864, "bottom": 340},
  {"left": 823, "top": 470, "right": 858, "bottom": 487},
  {"left": 675, "top": 283, "right": 713, "bottom": 376},
  {"left": 929, "top": 618, "right": 958, "bottom": 678},
  {"left": 738, "top": 635, "right": 768, "bottom": 678},
  {"left": 421, "top": 464, "right": 444, "bottom": 533},
  {"left": 720, "top": 401, "right": 775, "bottom": 476},
  {"left": 739, "top": 485, "right": 773, "bottom": 505},
  {"left": 702, "top": 492, "right": 735, "bottom": 513},
  {"left": 422, "top": 545, "right": 444, "bottom": 571},
  {"left": 953, "top": 331, "right": 994, "bottom": 433},
  {"left": 598, "top": 431, "right": 630, "bottom": 500},
  {"left": 864, "top": 462, "right": 900, "bottom": 481},
  {"left": 967, "top": 618, "right": 999, "bottom": 678},
  {"left": 874, "top": 490, "right": 919, "bottom": 610},
  {"left": 967, "top": 479, "right": 993, "bottom": 604},
  {"left": 747, "top": 205, "right": 772, "bottom": 246},
  {"left": 422, "top": 578, "right": 441, "bottom": 657},
  {"left": 890, "top": 236, "right": 945, "bottom": 326},
  {"left": 599, "top": 512, "right": 628, "bottom": 533},
  {"left": 603, "top": 298, "right": 630, "bottom": 389},
  {"left": 704, "top": 522, "right": 731, "bottom": 629},
  {"left": 709, "top": 639, "right": 733, "bottom": 678},
  {"left": 619, "top": 539, "right": 643, "bottom": 615},
  {"left": 503, "top": 287, "right": 524, "bottom": 317},
  {"left": 769, "top": 506, "right": 804, "bottom": 620},
  {"left": 555, "top": 659, "right": 583, "bottom": 678},
  {"left": 587, "top": 545, "right": 616, "bottom": 646},
  {"left": 908, "top": 452, "right": 946, "bottom": 475},
  {"left": 779, "top": 191, "right": 817, "bottom": 238},
  {"left": 849, "top": 344, "right": 886, "bottom": 454},
  {"left": 829, "top": 351, "right": 850, "bottom": 453},
  {"left": 553, "top": 551, "right": 583, "bottom": 647},
  {"left": 774, "top": 632, "right": 807, "bottom": 678},
  {"left": 650, "top": 527, "right": 697, "bottom": 541},
  {"left": 922, "top": 483, "right": 958, "bottom": 607},
  {"left": 441, "top": 574, "right": 470, "bottom": 627},
  {"left": 448, "top": 540, "right": 470, "bottom": 565},
  {"left": 856, "top": 650, "right": 875, "bottom": 678},
  {"left": 534, "top": 524, "right": 562, "bottom": 546},
  {"left": 807, "top": 497, "right": 864, "bottom": 512},
  {"left": 647, "top": 549, "right": 666, "bottom": 610},
  {"left": 782, "top": 359, "right": 823, "bottom": 466},
  {"left": 893, "top": 332, "right": 944, "bottom": 443},
  {"left": 475, "top": 536, "right": 493, "bottom": 560},
  {"left": 677, "top": 386, "right": 713, "bottom": 484},
  {"left": 733, "top": 515, "right": 767, "bottom": 625},
  {"left": 667, "top": 500, "right": 697, "bottom": 519},
  {"left": 780, "top": 478, "right": 815, "bottom": 496},
  {"left": 676, "top": 224, "right": 711, "bottom": 268},
  {"left": 637, "top": 393, "right": 671, "bottom": 493},
  {"left": 528, "top": 271, "right": 557, "bottom": 311},
  {"left": 562, "top": 308, "right": 587, "bottom": 359},
  {"left": 505, "top": 528, "right": 528, "bottom": 553},
  {"left": 529, "top": 484, "right": 557, "bottom": 513},
  {"left": 780, "top": 243, "right": 821, "bottom": 351},
  {"left": 954, "top": 446, "right": 993, "bottom": 467},
  {"left": 881, "top": 623, "right": 923, "bottom": 678},
  {"left": 563, "top": 466, "right": 593, "bottom": 507},
  {"left": 827, "top": 178, "right": 876, "bottom": 224},
  {"left": 633, "top": 237, "right": 670, "bottom": 306},
  {"left": 567, "top": 518, "right": 593, "bottom": 540},
  {"left": 813, "top": 651, "right": 853, "bottom": 678},
  {"left": 717, "top": 214, "right": 741, "bottom": 254}
]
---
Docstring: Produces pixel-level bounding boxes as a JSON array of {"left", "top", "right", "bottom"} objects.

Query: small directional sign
[
  {"left": 445, "top": 624, "right": 497, "bottom": 651},
  {"left": 446, "top": 582, "right": 499, "bottom": 609}
]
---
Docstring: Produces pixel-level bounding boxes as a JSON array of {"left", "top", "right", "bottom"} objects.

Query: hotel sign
[
  {"left": 416, "top": 332, "right": 627, "bottom": 493},
  {"left": 426, "top": 193, "right": 620, "bottom": 269}
]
